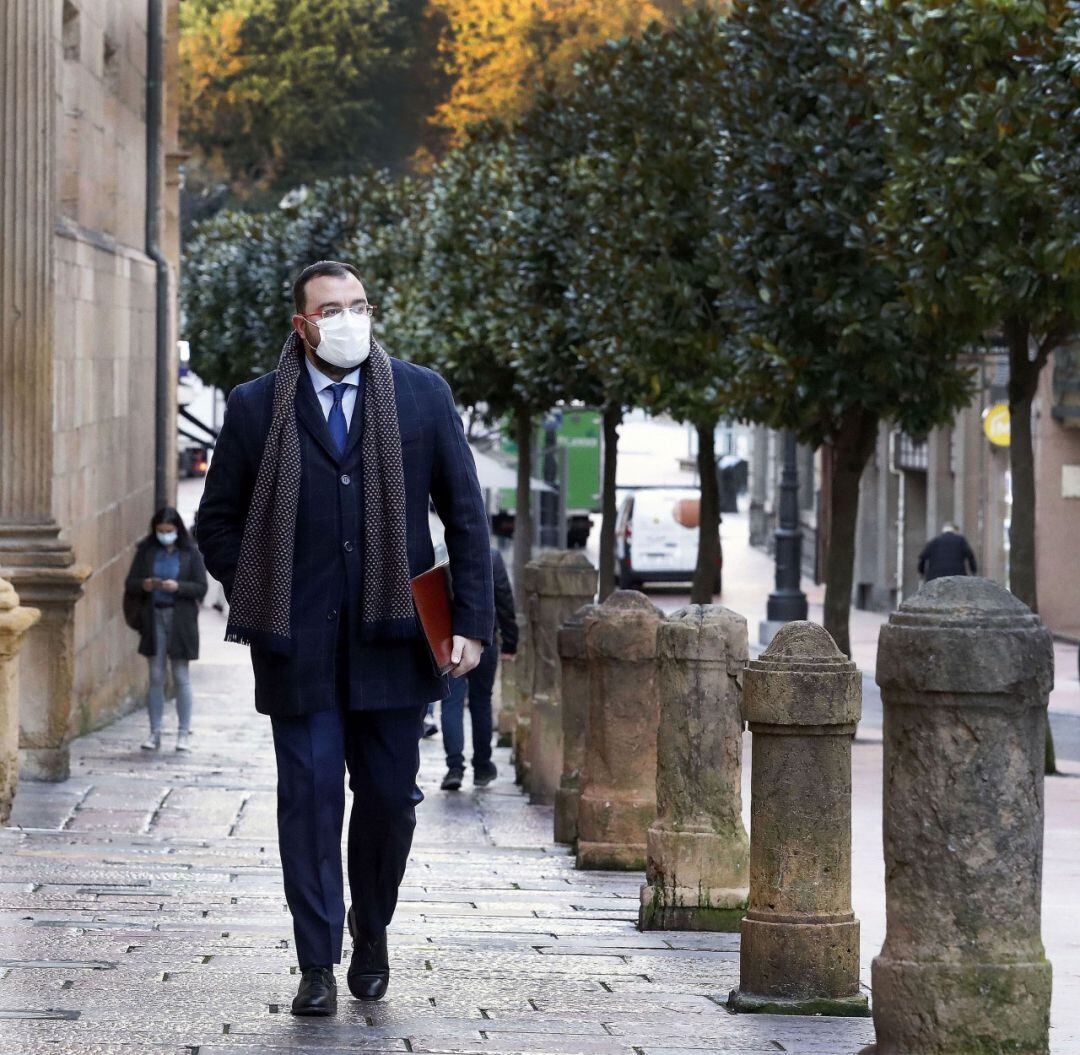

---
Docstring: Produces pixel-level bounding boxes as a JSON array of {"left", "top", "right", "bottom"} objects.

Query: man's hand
[{"left": 449, "top": 636, "right": 483, "bottom": 678}]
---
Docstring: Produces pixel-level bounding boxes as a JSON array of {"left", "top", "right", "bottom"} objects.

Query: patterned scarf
[{"left": 225, "top": 330, "right": 416, "bottom": 654}]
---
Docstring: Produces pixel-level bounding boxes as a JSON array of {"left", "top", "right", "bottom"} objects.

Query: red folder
[{"left": 411, "top": 562, "right": 455, "bottom": 675}]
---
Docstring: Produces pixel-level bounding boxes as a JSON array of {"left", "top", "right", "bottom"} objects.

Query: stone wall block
[
  {"left": 729, "top": 621, "right": 869, "bottom": 1017},
  {"left": 518, "top": 552, "right": 596, "bottom": 804},
  {"left": 0, "top": 579, "right": 40, "bottom": 823},
  {"left": 869, "top": 577, "right": 1053, "bottom": 1055},
  {"left": 576, "top": 590, "right": 663, "bottom": 871},
  {"left": 553, "top": 603, "right": 599, "bottom": 845},
  {"left": 640, "top": 605, "right": 749, "bottom": 931}
]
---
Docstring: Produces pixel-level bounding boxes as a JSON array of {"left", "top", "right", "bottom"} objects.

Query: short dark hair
[{"left": 292, "top": 260, "right": 364, "bottom": 313}]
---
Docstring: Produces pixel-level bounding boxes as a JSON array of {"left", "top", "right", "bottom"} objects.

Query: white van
[{"left": 615, "top": 487, "right": 721, "bottom": 593}]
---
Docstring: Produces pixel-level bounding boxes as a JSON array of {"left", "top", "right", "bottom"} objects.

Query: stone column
[
  {"left": 521, "top": 552, "right": 596, "bottom": 804},
  {"left": 729, "top": 621, "right": 868, "bottom": 1017},
  {"left": 576, "top": 590, "right": 663, "bottom": 871},
  {"left": 871, "top": 578, "right": 1052, "bottom": 1055},
  {"left": 0, "top": 579, "right": 40, "bottom": 823},
  {"left": 640, "top": 605, "right": 749, "bottom": 932},
  {"left": 553, "top": 603, "right": 599, "bottom": 845},
  {"left": 0, "top": 2, "right": 91, "bottom": 782}
]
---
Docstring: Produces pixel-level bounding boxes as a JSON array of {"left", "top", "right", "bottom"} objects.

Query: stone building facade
[
  {"left": 747, "top": 347, "right": 1080, "bottom": 641},
  {"left": 0, "top": 0, "right": 182, "bottom": 783}
]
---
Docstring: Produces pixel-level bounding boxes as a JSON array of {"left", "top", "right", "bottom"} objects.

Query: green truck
[{"left": 499, "top": 407, "right": 601, "bottom": 548}]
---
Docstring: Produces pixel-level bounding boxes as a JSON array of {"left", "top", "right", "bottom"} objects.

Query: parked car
[{"left": 615, "top": 487, "right": 721, "bottom": 593}]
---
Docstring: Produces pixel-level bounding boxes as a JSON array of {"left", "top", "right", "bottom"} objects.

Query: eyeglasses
[{"left": 300, "top": 303, "right": 377, "bottom": 321}]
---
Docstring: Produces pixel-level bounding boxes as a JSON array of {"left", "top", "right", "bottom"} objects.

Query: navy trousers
[
  {"left": 441, "top": 642, "right": 498, "bottom": 771},
  {"left": 270, "top": 702, "right": 426, "bottom": 969}
]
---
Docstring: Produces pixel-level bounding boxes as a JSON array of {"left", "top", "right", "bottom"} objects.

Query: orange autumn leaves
[{"left": 427, "top": 0, "right": 668, "bottom": 144}]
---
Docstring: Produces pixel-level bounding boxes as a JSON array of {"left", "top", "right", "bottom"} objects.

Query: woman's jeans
[
  {"left": 147, "top": 607, "right": 192, "bottom": 734},
  {"left": 441, "top": 643, "right": 498, "bottom": 771}
]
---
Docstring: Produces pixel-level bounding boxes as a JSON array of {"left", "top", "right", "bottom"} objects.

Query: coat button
[
  {"left": 344, "top": 540, "right": 354, "bottom": 552},
  {"left": 327, "top": 609, "right": 337, "bottom": 621},
  {"left": 340, "top": 474, "right": 351, "bottom": 485}
]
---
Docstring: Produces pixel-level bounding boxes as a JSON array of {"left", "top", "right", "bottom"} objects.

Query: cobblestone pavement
[{"left": 1, "top": 606, "right": 880, "bottom": 1055}]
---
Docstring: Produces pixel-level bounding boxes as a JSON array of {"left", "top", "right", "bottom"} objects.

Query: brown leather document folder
[{"left": 411, "top": 562, "right": 454, "bottom": 675}]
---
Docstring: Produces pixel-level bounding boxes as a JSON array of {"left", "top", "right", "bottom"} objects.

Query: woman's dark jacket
[{"left": 123, "top": 539, "right": 208, "bottom": 660}]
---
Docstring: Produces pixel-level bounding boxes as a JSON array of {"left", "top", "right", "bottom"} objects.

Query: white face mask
[
  {"left": 313, "top": 310, "right": 371, "bottom": 370},
  {"left": 156, "top": 531, "right": 178, "bottom": 546}
]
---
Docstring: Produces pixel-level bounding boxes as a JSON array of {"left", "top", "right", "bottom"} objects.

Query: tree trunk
[
  {"left": 691, "top": 419, "right": 721, "bottom": 604},
  {"left": 512, "top": 406, "right": 534, "bottom": 600},
  {"left": 1004, "top": 317, "right": 1058, "bottom": 775},
  {"left": 597, "top": 403, "right": 621, "bottom": 601},
  {"left": 1005, "top": 318, "right": 1038, "bottom": 611},
  {"left": 823, "top": 408, "right": 879, "bottom": 657}
]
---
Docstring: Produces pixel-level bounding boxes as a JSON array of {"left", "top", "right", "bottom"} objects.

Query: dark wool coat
[
  {"left": 194, "top": 356, "right": 494, "bottom": 719},
  {"left": 124, "top": 540, "right": 208, "bottom": 660}
]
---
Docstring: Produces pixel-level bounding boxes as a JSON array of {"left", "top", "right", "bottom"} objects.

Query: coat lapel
[{"left": 295, "top": 364, "right": 341, "bottom": 463}]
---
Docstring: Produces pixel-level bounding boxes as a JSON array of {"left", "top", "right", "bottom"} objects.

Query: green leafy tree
[
  {"left": 875, "top": 0, "right": 1080, "bottom": 621},
  {"left": 180, "top": 0, "right": 443, "bottom": 201},
  {"left": 552, "top": 8, "right": 734, "bottom": 602},
  {"left": 714, "top": 0, "right": 973, "bottom": 655},
  {"left": 396, "top": 124, "right": 581, "bottom": 592}
]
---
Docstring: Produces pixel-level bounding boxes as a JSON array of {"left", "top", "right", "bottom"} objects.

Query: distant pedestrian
[
  {"left": 441, "top": 547, "right": 518, "bottom": 791},
  {"left": 918, "top": 523, "right": 977, "bottom": 582},
  {"left": 124, "top": 507, "right": 207, "bottom": 752}
]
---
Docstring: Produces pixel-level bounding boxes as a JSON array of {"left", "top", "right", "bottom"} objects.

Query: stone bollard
[
  {"left": 869, "top": 577, "right": 1053, "bottom": 1055},
  {"left": 640, "top": 605, "right": 749, "bottom": 931},
  {"left": 497, "top": 616, "right": 524, "bottom": 748},
  {"left": 728, "top": 621, "right": 868, "bottom": 1017},
  {"left": 553, "top": 603, "right": 599, "bottom": 845},
  {"left": 576, "top": 590, "right": 663, "bottom": 871},
  {"left": 0, "top": 578, "right": 40, "bottom": 824},
  {"left": 519, "top": 552, "right": 596, "bottom": 804}
]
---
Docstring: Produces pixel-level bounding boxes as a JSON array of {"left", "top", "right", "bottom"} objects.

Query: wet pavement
[
  {"left": 1, "top": 605, "right": 879, "bottom": 1055},
  {"left": 4, "top": 579, "right": 1079, "bottom": 1052}
]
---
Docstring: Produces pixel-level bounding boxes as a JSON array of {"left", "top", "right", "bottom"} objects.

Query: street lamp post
[{"left": 760, "top": 429, "right": 808, "bottom": 645}]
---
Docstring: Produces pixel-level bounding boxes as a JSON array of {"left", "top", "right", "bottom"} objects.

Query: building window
[
  {"left": 896, "top": 432, "right": 929, "bottom": 472},
  {"left": 62, "top": 1, "right": 79, "bottom": 61}
]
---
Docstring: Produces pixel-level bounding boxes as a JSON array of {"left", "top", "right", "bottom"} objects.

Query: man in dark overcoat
[
  {"left": 196, "top": 261, "right": 493, "bottom": 1016},
  {"left": 917, "top": 522, "right": 978, "bottom": 582}
]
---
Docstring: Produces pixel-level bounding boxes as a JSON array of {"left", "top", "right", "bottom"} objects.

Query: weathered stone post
[
  {"left": 640, "top": 605, "right": 749, "bottom": 931},
  {"left": 576, "top": 591, "right": 663, "bottom": 871},
  {"left": 518, "top": 552, "right": 596, "bottom": 804},
  {"left": 870, "top": 577, "right": 1053, "bottom": 1055},
  {"left": 553, "top": 603, "right": 599, "bottom": 844},
  {"left": 0, "top": 578, "right": 40, "bottom": 823},
  {"left": 729, "top": 621, "right": 868, "bottom": 1016}
]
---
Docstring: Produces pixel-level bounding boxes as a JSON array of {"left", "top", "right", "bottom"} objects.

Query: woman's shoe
[
  {"left": 140, "top": 733, "right": 161, "bottom": 752},
  {"left": 176, "top": 731, "right": 191, "bottom": 752}
]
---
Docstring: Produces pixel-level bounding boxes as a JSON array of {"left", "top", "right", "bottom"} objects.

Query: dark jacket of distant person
[
  {"left": 491, "top": 548, "right": 518, "bottom": 655},
  {"left": 124, "top": 529, "right": 208, "bottom": 661},
  {"left": 918, "top": 526, "right": 978, "bottom": 581}
]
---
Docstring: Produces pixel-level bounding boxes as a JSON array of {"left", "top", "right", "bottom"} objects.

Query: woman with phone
[{"left": 123, "top": 507, "right": 207, "bottom": 751}]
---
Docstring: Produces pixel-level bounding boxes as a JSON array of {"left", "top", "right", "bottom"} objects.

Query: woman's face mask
[
  {"left": 312, "top": 309, "right": 371, "bottom": 370},
  {"left": 156, "top": 530, "right": 178, "bottom": 547}
]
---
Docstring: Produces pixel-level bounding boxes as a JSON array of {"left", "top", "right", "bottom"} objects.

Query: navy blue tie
[{"left": 327, "top": 382, "right": 349, "bottom": 454}]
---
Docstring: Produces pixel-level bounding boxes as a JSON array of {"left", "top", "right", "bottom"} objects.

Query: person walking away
[
  {"left": 440, "top": 547, "right": 518, "bottom": 790},
  {"left": 124, "top": 507, "right": 207, "bottom": 751},
  {"left": 917, "top": 523, "right": 978, "bottom": 582},
  {"left": 195, "top": 261, "right": 493, "bottom": 1017}
]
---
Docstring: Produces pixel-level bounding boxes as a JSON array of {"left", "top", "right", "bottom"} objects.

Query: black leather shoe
[
  {"left": 473, "top": 762, "right": 497, "bottom": 787},
  {"left": 441, "top": 767, "right": 464, "bottom": 791},
  {"left": 347, "top": 907, "right": 389, "bottom": 1001},
  {"left": 291, "top": 967, "right": 337, "bottom": 1016}
]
